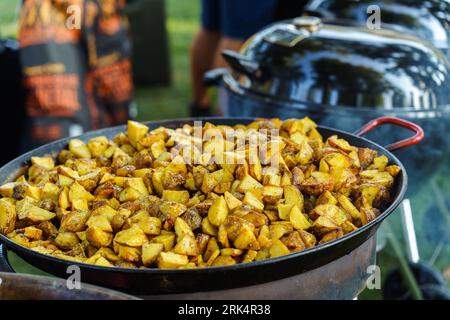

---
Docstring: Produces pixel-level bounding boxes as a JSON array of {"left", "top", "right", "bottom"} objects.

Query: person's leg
[{"left": 189, "top": 0, "right": 221, "bottom": 116}]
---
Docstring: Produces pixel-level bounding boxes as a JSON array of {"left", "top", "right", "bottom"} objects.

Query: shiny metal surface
[
  {"left": 227, "top": 20, "right": 450, "bottom": 111},
  {"left": 140, "top": 237, "right": 376, "bottom": 300},
  {"left": 305, "top": 0, "right": 450, "bottom": 54},
  {"left": 0, "top": 272, "right": 138, "bottom": 300}
]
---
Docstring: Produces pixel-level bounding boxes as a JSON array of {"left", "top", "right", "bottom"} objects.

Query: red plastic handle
[{"left": 354, "top": 117, "right": 424, "bottom": 152}]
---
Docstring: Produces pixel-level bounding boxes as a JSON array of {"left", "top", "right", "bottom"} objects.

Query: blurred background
[{"left": 0, "top": 0, "right": 198, "bottom": 123}]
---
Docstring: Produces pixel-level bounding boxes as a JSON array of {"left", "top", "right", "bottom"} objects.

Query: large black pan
[{"left": 0, "top": 117, "right": 423, "bottom": 295}]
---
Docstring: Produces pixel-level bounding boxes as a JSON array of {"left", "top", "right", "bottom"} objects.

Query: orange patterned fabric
[{"left": 19, "top": 0, "right": 133, "bottom": 150}]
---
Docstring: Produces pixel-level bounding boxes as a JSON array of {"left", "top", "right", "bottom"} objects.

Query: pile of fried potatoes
[{"left": 0, "top": 118, "right": 400, "bottom": 269}]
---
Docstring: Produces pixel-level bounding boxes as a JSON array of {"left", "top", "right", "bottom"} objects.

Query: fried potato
[
  {"left": 142, "top": 243, "right": 164, "bottom": 266},
  {"left": 0, "top": 117, "right": 400, "bottom": 269},
  {"left": 207, "top": 196, "right": 229, "bottom": 226},
  {"left": 86, "top": 227, "right": 113, "bottom": 248},
  {"left": 0, "top": 199, "right": 16, "bottom": 234},
  {"left": 127, "top": 120, "right": 149, "bottom": 148},
  {"left": 114, "top": 224, "right": 147, "bottom": 247},
  {"left": 157, "top": 251, "right": 189, "bottom": 269},
  {"left": 69, "top": 139, "right": 91, "bottom": 159}
]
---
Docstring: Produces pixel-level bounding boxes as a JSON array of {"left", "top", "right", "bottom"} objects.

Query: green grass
[
  {"left": 134, "top": 0, "right": 200, "bottom": 121},
  {"left": 0, "top": 0, "right": 20, "bottom": 38}
]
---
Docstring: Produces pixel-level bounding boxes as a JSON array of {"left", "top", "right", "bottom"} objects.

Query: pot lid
[
  {"left": 223, "top": 17, "right": 450, "bottom": 111},
  {"left": 304, "top": 0, "right": 450, "bottom": 52}
]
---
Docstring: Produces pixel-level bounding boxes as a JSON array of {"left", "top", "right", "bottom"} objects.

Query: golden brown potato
[
  {"left": 114, "top": 224, "right": 148, "bottom": 247},
  {"left": 151, "top": 233, "right": 175, "bottom": 251},
  {"left": 54, "top": 231, "right": 79, "bottom": 250},
  {"left": 142, "top": 243, "right": 164, "bottom": 266},
  {"left": 207, "top": 196, "right": 229, "bottom": 226},
  {"left": 157, "top": 251, "right": 189, "bottom": 269},
  {"left": 86, "top": 227, "right": 113, "bottom": 248},
  {"left": 127, "top": 120, "right": 149, "bottom": 148},
  {"left": 69, "top": 139, "right": 91, "bottom": 159},
  {"left": 269, "top": 239, "right": 290, "bottom": 258},
  {"left": 173, "top": 235, "right": 199, "bottom": 256},
  {"left": 60, "top": 211, "right": 90, "bottom": 232},
  {"left": 0, "top": 117, "right": 400, "bottom": 269},
  {"left": 0, "top": 199, "right": 16, "bottom": 234}
]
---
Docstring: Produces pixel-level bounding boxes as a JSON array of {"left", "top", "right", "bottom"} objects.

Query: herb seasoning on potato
[{"left": 0, "top": 118, "right": 400, "bottom": 269}]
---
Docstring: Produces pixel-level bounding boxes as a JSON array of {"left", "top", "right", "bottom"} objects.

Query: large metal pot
[
  {"left": 205, "top": 17, "right": 450, "bottom": 196},
  {"left": 304, "top": 0, "right": 450, "bottom": 60},
  {"left": 0, "top": 117, "right": 422, "bottom": 298}
]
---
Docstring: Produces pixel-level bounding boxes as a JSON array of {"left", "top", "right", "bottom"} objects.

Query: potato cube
[
  {"left": 269, "top": 239, "right": 290, "bottom": 258},
  {"left": 96, "top": 247, "right": 120, "bottom": 262},
  {"left": 151, "top": 233, "right": 175, "bottom": 251},
  {"left": 69, "top": 139, "right": 91, "bottom": 159},
  {"left": 277, "top": 203, "right": 293, "bottom": 221},
  {"left": 211, "top": 255, "right": 237, "bottom": 267},
  {"left": 0, "top": 199, "right": 16, "bottom": 234},
  {"left": 204, "top": 238, "right": 220, "bottom": 262},
  {"left": 290, "top": 205, "right": 311, "bottom": 230},
  {"left": 61, "top": 211, "right": 90, "bottom": 232},
  {"left": 86, "top": 227, "right": 113, "bottom": 248},
  {"left": 237, "top": 175, "right": 263, "bottom": 193},
  {"left": 337, "top": 195, "right": 362, "bottom": 221},
  {"left": 23, "top": 226, "right": 43, "bottom": 240},
  {"left": 284, "top": 185, "right": 303, "bottom": 210},
  {"left": 242, "top": 192, "right": 264, "bottom": 212},
  {"left": 263, "top": 186, "right": 283, "bottom": 204},
  {"left": 234, "top": 228, "right": 259, "bottom": 250},
  {"left": 124, "top": 178, "right": 149, "bottom": 196},
  {"left": 69, "top": 182, "right": 94, "bottom": 203},
  {"left": 87, "top": 136, "right": 109, "bottom": 157},
  {"left": 114, "top": 224, "right": 148, "bottom": 247},
  {"left": 18, "top": 205, "right": 55, "bottom": 224},
  {"left": 175, "top": 217, "right": 194, "bottom": 239},
  {"left": 269, "top": 222, "right": 293, "bottom": 240},
  {"left": 142, "top": 243, "right": 164, "bottom": 266},
  {"left": 248, "top": 149, "right": 262, "bottom": 182},
  {"left": 95, "top": 256, "right": 114, "bottom": 267},
  {"left": 72, "top": 198, "right": 88, "bottom": 211},
  {"left": 162, "top": 190, "right": 190, "bottom": 204},
  {"left": 220, "top": 248, "right": 243, "bottom": 257},
  {"left": 224, "top": 191, "right": 242, "bottom": 211},
  {"left": 31, "top": 156, "right": 55, "bottom": 170},
  {"left": 116, "top": 244, "right": 141, "bottom": 263},
  {"left": 129, "top": 212, "right": 161, "bottom": 236},
  {"left": 201, "top": 217, "right": 218, "bottom": 237},
  {"left": 206, "top": 249, "right": 221, "bottom": 266},
  {"left": 173, "top": 235, "right": 199, "bottom": 256},
  {"left": 0, "top": 183, "right": 16, "bottom": 198},
  {"left": 55, "top": 231, "right": 79, "bottom": 249},
  {"left": 207, "top": 196, "right": 229, "bottom": 226},
  {"left": 157, "top": 251, "right": 189, "bottom": 269},
  {"left": 127, "top": 120, "right": 149, "bottom": 148},
  {"left": 242, "top": 250, "right": 258, "bottom": 263},
  {"left": 86, "top": 214, "right": 113, "bottom": 232}
]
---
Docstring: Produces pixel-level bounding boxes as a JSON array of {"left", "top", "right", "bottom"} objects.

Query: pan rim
[{"left": 0, "top": 117, "right": 407, "bottom": 275}]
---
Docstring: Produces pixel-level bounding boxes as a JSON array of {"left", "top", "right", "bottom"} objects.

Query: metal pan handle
[
  {"left": 221, "top": 50, "right": 260, "bottom": 78},
  {"left": 354, "top": 117, "right": 424, "bottom": 152},
  {"left": 0, "top": 244, "right": 14, "bottom": 273}
]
